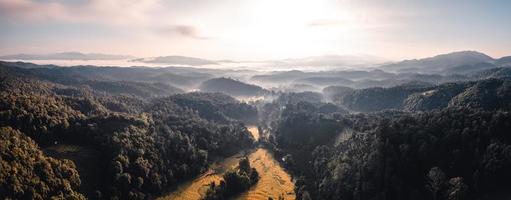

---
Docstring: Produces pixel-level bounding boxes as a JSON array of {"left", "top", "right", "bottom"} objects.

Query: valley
[
  {"left": 159, "top": 127, "right": 295, "bottom": 200},
  {"left": 1, "top": 50, "right": 511, "bottom": 200},
  {"left": 2, "top": 1, "right": 511, "bottom": 199}
]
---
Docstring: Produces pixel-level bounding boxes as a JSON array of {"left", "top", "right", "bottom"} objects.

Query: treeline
[
  {"left": 202, "top": 157, "right": 259, "bottom": 200},
  {"left": 0, "top": 76, "right": 257, "bottom": 199}
]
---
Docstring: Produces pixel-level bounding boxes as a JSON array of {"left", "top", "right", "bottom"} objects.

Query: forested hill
[
  {"left": 267, "top": 101, "right": 511, "bottom": 200},
  {"left": 0, "top": 61, "right": 196, "bottom": 98},
  {"left": 0, "top": 75, "right": 257, "bottom": 199},
  {"left": 330, "top": 78, "right": 511, "bottom": 112},
  {"left": 199, "top": 77, "right": 268, "bottom": 97},
  {"left": 168, "top": 92, "right": 258, "bottom": 124},
  {"left": 249, "top": 73, "right": 511, "bottom": 200},
  {"left": 2, "top": 60, "right": 511, "bottom": 200}
]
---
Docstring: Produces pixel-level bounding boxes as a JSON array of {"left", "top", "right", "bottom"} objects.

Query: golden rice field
[
  {"left": 234, "top": 148, "right": 296, "bottom": 200},
  {"left": 157, "top": 153, "right": 242, "bottom": 200},
  {"left": 247, "top": 125, "right": 260, "bottom": 141},
  {"left": 158, "top": 126, "right": 296, "bottom": 200}
]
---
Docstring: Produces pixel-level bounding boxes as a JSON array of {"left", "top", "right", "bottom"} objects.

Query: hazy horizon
[{"left": 1, "top": 0, "right": 511, "bottom": 62}]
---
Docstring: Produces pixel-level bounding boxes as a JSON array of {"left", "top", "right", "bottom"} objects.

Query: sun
[{"left": 220, "top": 0, "right": 361, "bottom": 59}]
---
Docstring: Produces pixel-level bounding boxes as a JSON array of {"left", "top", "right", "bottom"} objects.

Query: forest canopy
[
  {"left": 1, "top": 60, "right": 511, "bottom": 200},
  {"left": 0, "top": 73, "right": 257, "bottom": 199}
]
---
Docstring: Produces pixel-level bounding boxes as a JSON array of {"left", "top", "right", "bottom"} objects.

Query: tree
[
  {"left": 0, "top": 126, "right": 85, "bottom": 199},
  {"left": 202, "top": 158, "right": 260, "bottom": 200},
  {"left": 427, "top": 167, "right": 447, "bottom": 200},
  {"left": 447, "top": 177, "right": 468, "bottom": 200},
  {"left": 239, "top": 157, "right": 251, "bottom": 174}
]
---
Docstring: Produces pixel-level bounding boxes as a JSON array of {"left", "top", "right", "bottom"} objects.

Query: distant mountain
[
  {"left": 0, "top": 61, "right": 197, "bottom": 98},
  {"left": 0, "top": 61, "right": 211, "bottom": 89},
  {"left": 131, "top": 56, "right": 217, "bottom": 66},
  {"left": 381, "top": 51, "right": 495, "bottom": 74},
  {"left": 336, "top": 77, "right": 511, "bottom": 112},
  {"left": 295, "top": 76, "right": 354, "bottom": 87},
  {"left": 322, "top": 86, "right": 354, "bottom": 102},
  {"left": 82, "top": 81, "right": 183, "bottom": 97},
  {"left": 132, "top": 54, "right": 387, "bottom": 69},
  {"left": 142, "top": 72, "right": 210, "bottom": 88},
  {"left": 0, "top": 61, "right": 57, "bottom": 69},
  {"left": 269, "top": 83, "right": 320, "bottom": 93},
  {"left": 340, "top": 84, "right": 431, "bottom": 112},
  {"left": 471, "top": 67, "right": 511, "bottom": 80},
  {"left": 404, "top": 78, "right": 511, "bottom": 111},
  {"left": 443, "top": 62, "right": 496, "bottom": 75},
  {"left": 276, "top": 91, "right": 324, "bottom": 105},
  {"left": 0, "top": 70, "right": 183, "bottom": 99},
  {"left": 251, "top": 67, "right": 471, "bottom": 90},
  {"left": 199, "top": 77, "right": 266, "bottom": 97},
  {"left": 251, "top": 69, "right": 394, "bottom": 86},
  {"left": 0, "top": 52, "right": 134, "bottom": 60},
  {"left": 352, "top": 79, "right": 409, "bottom": 89},
  {"left": 496, "top": 56, "right": 511, "bottom": 66},
  {"left": 250, "top": 70, "right": 307, "bottom": 83},
  {"left": 267, "top": 54, "right": 387, "bottom": 68},
  {"left": 403, "top": 83, "right": 469, "bottom": 111},
  {"left": 449, "top": 78, "right": 511, "bottom": 110}
]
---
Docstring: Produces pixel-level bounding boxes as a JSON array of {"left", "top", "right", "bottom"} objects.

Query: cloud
[
  {"left": 0, "top": 0, "right": 164, "bottom": 25},
  {"left": 158, "top": 25, "right": 211, "bottom": 39},
  {"left": 0, "top": 0, "right": 70, "bottom": 21},
  {"left": 131, "top": 56, "right": 217, "bottom": 66},
  {"left": 0, "top": 52, "right": 134, "bottom": 60}
]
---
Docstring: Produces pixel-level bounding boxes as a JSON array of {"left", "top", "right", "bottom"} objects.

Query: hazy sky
[{"left": 1, "top": 0, "right": 510, "bottom": 60}]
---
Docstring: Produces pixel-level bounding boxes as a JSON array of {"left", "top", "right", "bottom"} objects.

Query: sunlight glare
[{"left": 226, "top": 0, "right": 360, "bottom": 58}]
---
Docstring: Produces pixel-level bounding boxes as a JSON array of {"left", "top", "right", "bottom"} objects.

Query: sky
[{"left": 1, "top": 0, "right": 510, "bottom": 61}]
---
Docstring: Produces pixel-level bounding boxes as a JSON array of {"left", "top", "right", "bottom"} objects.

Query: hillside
[
  {"left": 199, "top": 77, "right": 267, "bottom": 97},
  {"left": 0, "top": 74, "right": 256, "bottom": 199},
  {"left": 0, "top": 61, "right": 210, "bottom": 89},
  {"left": 337, "top": 78, "right": 511, "bottom": 112},
  {"left": 381, "top": 51, "right": 495, "bottom": 74}
]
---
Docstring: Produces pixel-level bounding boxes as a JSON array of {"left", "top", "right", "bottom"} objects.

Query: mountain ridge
[{"left": 380, "top": 51, "right": 496, "bottom": 74}]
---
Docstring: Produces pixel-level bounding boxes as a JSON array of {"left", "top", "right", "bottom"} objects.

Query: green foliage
[
  {"left": 0, "top": 126, "right": 85, "bottom": 200},
  {"left": 199, "top": 77, "right": 267, "bottom": 97},
  {"left": 322, "top": 85, "right": 354, "bottom": 102},
  {"left": 448, "top": 78, "right": 511, "bottom": 110},
  {"left": 341, "top": 78, "right": 511, "bottom": 112},
  {"left": 0, "top": 78, "right": 86, "bottom": 144},
  {"left": 202, "top": 157, "right": 259, "bottom": 200},
  {"left": 169, "top": 92, "right": 258, "bottom": 123},
  {"left": 273, "top": 106, "right": 511, "bottom": 200},
  {"left": 340, "top": 84, "right": 430, "bottom": 112},
  {"left": 276, "top": 92, "right": 324, "bottom": 105},
  {"left": 0, "top": 76, "right": 256, "bottom": 199},
  {"left": 0, "top": 62, "right": 207, "bottom": 92},
  {"left": 404, "top": 83, "right": 468, "bottom": 111}
]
